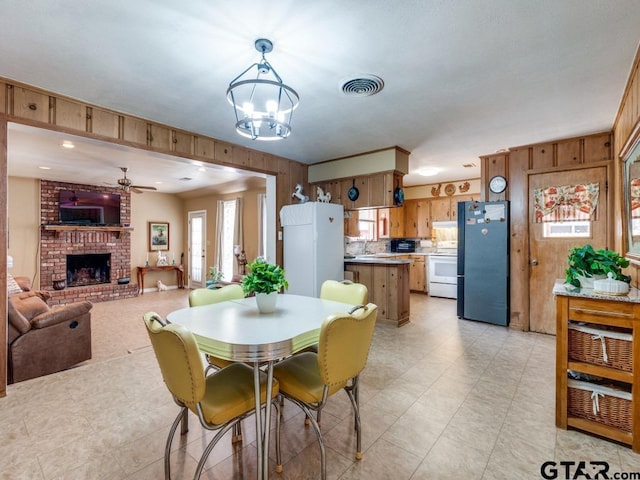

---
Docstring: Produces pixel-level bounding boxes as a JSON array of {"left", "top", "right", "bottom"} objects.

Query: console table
[{"left": 136, "top": 265, "right": 184, "bottom": 294}]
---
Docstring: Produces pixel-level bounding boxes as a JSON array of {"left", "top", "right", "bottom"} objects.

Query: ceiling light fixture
[
  {"left": 417, "top": 167, "right": 441, "bottom": 177},
  {"left": 227, "top": 38, "right": 299, "bottom": 141},
  {"left": 61, "top": 140, "right": 75, "bottom": 149}
]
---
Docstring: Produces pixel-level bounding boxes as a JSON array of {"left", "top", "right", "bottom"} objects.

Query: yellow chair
[
  {"left": 320, "top": 279, "right": 368, "bottom": 306},
  {"left": 143, "top": 312, "right": 279, "bottom": 480},
  {"left": 273, "top": 303, "right": 378, "bottom": 480},
  {"left": 188, "top": 284, "right": 244, "bottom": 370}
]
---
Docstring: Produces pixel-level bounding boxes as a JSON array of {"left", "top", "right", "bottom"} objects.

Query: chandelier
[{"left": 227, "top": 38, "right": 299, "bottom": 141}]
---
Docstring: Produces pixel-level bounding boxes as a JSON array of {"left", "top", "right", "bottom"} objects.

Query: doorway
[
  {"left": 188, "top": 210, "right": 206, "bottom": 288},
  {"left": 528, "top": 166, "right": 608, "bottom": 334}
]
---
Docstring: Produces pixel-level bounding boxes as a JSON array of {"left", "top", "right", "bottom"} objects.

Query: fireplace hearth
[{"left": 66, "top": 253, "right": 111, "bottom": 287}]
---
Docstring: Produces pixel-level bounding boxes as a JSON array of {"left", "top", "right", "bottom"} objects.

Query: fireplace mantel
[{"left": 42, "top": 225, "right": 134, "bottom": 239}]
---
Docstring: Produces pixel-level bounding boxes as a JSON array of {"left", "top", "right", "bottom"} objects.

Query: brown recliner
[{"left": 7, "top": 290, "right": 93, "bottom": 384}]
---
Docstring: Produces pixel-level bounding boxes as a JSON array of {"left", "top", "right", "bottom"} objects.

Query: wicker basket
[
  {"left": 568, "top": 323, "right": 632, "bottom": 372},
  {"left": 568, "top": 379, "right": 632, "bottom": 432}
]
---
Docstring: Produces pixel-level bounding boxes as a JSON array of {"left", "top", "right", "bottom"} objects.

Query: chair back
[
  {"left": 317, "top": 303, "right": 377, "bottom": 387},
  {"left": 320, "top": 280, "right": 368, "bottom": 305},
  {"left": 188, "top": 284, "right": 244, "bottom": 307},
  {"left": 143, "top": 312, "right": 206, "bottom": 409}
]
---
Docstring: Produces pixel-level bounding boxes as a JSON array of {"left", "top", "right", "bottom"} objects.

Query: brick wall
[{"left": 40, "top": 180, "right": 138, "bottom": 305}]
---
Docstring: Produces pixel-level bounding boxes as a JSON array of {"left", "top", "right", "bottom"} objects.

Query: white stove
[{"left": 428, "top": 248, "right": 458, "bottom": 299}]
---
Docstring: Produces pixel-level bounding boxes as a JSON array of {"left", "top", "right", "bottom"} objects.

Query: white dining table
[{"left": 166, "top": 293, "right": 356, "bottom": 480}]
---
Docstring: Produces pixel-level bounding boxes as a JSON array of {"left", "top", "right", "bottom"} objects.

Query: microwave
[{"left": 390, "top": 239, "right": 416, "bottom": 253}]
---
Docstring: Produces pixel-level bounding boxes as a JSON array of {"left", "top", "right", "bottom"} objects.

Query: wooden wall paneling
[
  {"left": 172, "top": 130, "right": 193, "bottom": 155},
  {"left": 531, "top": 143, "right": 554, "bottom": 169},
  {"left": 148, "top": 124, "right": 171, "bottom": 151},
  {"left": 1, "top": 117, "right": 7, "bottom": 397},
  {"left": 89, "top": 107, "right": 119, "bottom": 139},
  {"left": 249, "top": 150, "right": 266, "bottom": 171},
  {"left": 264, "top": 153, "right": 279, "bottom": 174},
  {"left": 194, "top": 136, "right": 215, "bottom": 160},
  {"left": 483, "top": 152, "right": 508, "bottom": 202},
  {"left": 0, "top": 81, "right": 6, "bottom": 113},
  {"left": 506, "top": 147, "right": 530, "bottom": 331},
  {"left": 52, "top": 97, "right": 85, "bottom": 131},
  {"left": 231, "top": 146, "right": 250, "bottom": 168},
  {"left": 354, "top": 176, "right": 369, "bottom": 209},
  {"left": 214, "top": 141, "right": 233, "bottom": 164},
  {"left": 556, "top": 138, "right": 581, "bottom": 167},
  {"left": 121, "top": 116, "right": 148, "bottom": 145},
  {"left": 12, "top": 86, "right": 49, "bottom": 123},
  {"left": 583, "top": 132, "right": 612, "bottom": 163},
  {"left": 368, "top": 172, "right": 392, "bottom": 207},
  {"left": 288, "top": 161, "right": 307, "bottom": 195}
]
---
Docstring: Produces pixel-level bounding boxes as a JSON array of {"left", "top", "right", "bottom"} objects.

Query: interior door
[
  {"left": 188, "top": 210, "right": 206, "bottom": 288},
  {"left": 529, "top": 167, "right": 608, "bottom": 334}
]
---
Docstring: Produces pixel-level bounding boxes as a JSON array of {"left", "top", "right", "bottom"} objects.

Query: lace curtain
[
  {"left": 631, "top": 178, "right": 640, "bottom": 219},
  {"left": 533, "top": 182, "right": 599, "bottom": 223}
]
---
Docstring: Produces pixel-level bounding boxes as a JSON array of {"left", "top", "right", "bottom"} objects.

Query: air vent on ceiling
[
  {"left": 179, "top": 177, "right": 193, "bottom": 181},
  {"left": 341, "top": 75, "right": 384, "bottom": 97},
  {"left": 463, "top": 163, "right": 477, "bottom": 168}
]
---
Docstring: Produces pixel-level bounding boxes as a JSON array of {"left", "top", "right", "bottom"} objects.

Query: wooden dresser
[{"left": 554, "top": 281, "right": 640, "bottom": 452}]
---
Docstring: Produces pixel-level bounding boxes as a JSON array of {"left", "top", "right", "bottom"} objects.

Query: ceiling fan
[{"left": 116, "top": 167, "right": 157, "bottom": 194}]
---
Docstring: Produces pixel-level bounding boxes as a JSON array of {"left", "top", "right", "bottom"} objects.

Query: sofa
[{"left": 7, "top": 290, "right": 93, "bottom": 383}]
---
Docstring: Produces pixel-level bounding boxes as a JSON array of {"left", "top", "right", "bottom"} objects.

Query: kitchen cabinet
[
  {"left": 409, "top": 255, "right": 426, "bottom": 293},
  {"left": 377, "top": 207, "right": 405, "bottom": 238},
  {"left": 555, "top": 284, "right": 640, "bottom": 452},
  {"left": 404, "top": 199, "right": 430, "bottom": 238},
  {"left": 344, "top": 210, "right": 359, "bottom": 237},
  {"left": 317, "top": 171, "right": 403, "bottom": 210},
  {"left": 341, "top": 177, "right": 370, "bottom": 210},
  {"left": 430, "top": 194, "right": 479, "bottom": 223}
]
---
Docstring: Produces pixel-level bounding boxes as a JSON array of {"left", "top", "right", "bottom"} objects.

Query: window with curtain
[
  {"left": 533, "top": 182, "right": 599, "bottom": 238},
  {"left": 258, "top": 193, "right": 267, "bottom": 258},
  {"left": 215, "top": 198, "right": 243, "bottom": 281}
]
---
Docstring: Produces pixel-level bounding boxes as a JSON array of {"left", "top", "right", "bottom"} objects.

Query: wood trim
[{"left": 0, "top": 115, "right": 7, "bottom": 398}]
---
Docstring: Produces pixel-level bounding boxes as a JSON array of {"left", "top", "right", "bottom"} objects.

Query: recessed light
[
  {"left": 38, "top": 166, "right": 51, "bottom": 170},
  {"left": 417, "top": 167, "right": 440, "bottom": 177},
  {"left": 198, "top": 167, "right": 206, "bottom": 172},
  {"left": 61, "top": 140, "right": 75, "bottom": 149}
]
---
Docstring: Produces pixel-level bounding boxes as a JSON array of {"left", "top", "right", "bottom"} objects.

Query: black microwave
[{"left": 390, "top": 239, "right": 416, "bottom": 253}]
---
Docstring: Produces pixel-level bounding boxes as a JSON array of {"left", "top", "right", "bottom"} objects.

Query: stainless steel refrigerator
[
  {"left": 457, "top": 201, "right": 510, "bottom": 326},
  {"left": 280, "top": 202, "right": 345, "bottom": 297}
]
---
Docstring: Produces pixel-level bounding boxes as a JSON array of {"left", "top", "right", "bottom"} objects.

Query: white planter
[
  {"left": 576, "top": 274, "right": 606, "bottom": 289},
  {"left": 256, "top": 292, "right": 278, "bottom": 313}
]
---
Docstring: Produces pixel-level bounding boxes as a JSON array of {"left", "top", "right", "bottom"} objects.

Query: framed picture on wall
[{"left": 149, "top": 221, "right": 170, "bottom": 251}]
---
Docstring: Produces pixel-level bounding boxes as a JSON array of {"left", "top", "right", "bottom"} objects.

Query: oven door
[{"left": 428, "top": 254, "right": 457, "bottom": 298}]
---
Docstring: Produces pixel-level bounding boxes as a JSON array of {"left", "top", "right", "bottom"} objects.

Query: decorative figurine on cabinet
[
  {"left": 291, "top": 184, "right": 309, "bottom": 203},
  {"left": 316, "top": 186, "right": 332, "bottom": 203},
  {"left": 156, "top": 251, "right": 168, "bottom": 266}
]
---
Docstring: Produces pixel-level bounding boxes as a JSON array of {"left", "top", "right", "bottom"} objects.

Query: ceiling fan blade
[
  {"left": 131, "top": 185, "right": 157, "bottom": 191},
  {"left": 131, "top": 187, "right": 143, "bottom": 194}
]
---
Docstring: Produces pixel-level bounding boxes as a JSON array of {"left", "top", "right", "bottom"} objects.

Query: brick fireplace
[{"left": 40, "top": 180, "right": 138, "bottom": 305}]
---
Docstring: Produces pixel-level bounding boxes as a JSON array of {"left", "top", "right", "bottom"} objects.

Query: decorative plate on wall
[{"left": 444, "top": 183, "right": 456, "bottom": 196}]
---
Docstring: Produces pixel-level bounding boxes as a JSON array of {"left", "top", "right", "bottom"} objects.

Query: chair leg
[
  {"left": 232, "top": 421, "right": 243, "bottom": 443},
  {"left": 302, "top": 405, "right": 327, "bottom": 480},
  {"left": 345, "top": 377, "right": 363, "bottom": 460},
  {"left": 193, "top": 421, "right": 237, "bottom": 480},
  {"left": 165, "top": 407, "right": 187, "bottom": 480},
  {"left": 180, "top": 408, "right": 189, "bottom": 435},
  {"left": 275, "top": 397, "right": 283, "bottom": 473}
]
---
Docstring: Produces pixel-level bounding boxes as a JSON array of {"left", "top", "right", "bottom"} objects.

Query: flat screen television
[{"left": 59, "top": 189, "right": 121, "bottom": 226}]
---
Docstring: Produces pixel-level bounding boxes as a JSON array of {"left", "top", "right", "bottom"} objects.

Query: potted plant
[
  {"left": 241, "top": 257, "right": 289, "bottom": 313},
  {"left": 565, "top": 244, "right": 631, "bottom": 288},
  {"left": 206, "top": 266, "right": 224, "bottom": 288}
]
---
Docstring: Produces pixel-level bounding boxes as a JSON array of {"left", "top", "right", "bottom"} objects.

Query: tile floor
[{"left": 3, "top": 291, "right": 640, "bottom": 479}]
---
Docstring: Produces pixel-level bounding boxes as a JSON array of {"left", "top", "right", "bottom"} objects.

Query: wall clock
[{"left": 489, "top": 175, "right": 508, "bottom": 194}]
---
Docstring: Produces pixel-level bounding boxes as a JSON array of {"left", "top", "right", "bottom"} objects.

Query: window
[
  {"left": 258, "top": 193, "right": 267, "bottom": 258},
  {"left": 221, "top": 200, "right": 237, "bottom": 281},
  {"left": 357, "top": 209, "right": 377, "bottom": 240},
  {"left": 543, "top": 221, "right": 591, "bottom": 238}
]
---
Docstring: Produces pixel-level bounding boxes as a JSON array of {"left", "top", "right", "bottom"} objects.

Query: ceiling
[{"left": 2, "top": 0, "right": 640, "bottom": 190}]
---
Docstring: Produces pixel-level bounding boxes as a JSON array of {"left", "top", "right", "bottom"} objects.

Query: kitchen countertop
[
  {"left": 552, "top": 279, "right": 640, "bottom": 303},
  {"left": 344, "top": 255, "right": 411, "bottom": 265}
]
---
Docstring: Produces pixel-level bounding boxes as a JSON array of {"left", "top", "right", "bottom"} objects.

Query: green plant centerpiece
[
  {"left": 241, "top": 257, "right": 288, "bottom": 311},
  {"left": 565, "top": 244, "right": 631, "bottom": 288}
]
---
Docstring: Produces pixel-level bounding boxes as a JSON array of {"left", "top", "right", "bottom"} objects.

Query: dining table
[{"left": 166, "top": 293, "right": 356, "bottom": 480}]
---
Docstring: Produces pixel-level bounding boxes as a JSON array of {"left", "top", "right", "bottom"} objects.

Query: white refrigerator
[{"left": 280, "top": 202, "right": 344, "bottom": 297}]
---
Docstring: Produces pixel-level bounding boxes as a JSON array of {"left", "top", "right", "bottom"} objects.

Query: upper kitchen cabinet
[
  {"left": 404, "top": 199, "right": 430, "bottom": 238},
  {"left": 450, "top": 194, "right": 479, "bottom": 221},
  {"left": 431, "top": 194, "right": 479, "bottom": 222},
  {"left": 378, "top": 206, "right": 405, "bottom": 238}
]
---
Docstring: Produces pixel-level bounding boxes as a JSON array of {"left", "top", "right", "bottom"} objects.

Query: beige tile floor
[{"left": 3, "top": 290, "right": 640, "bottom": 479}]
